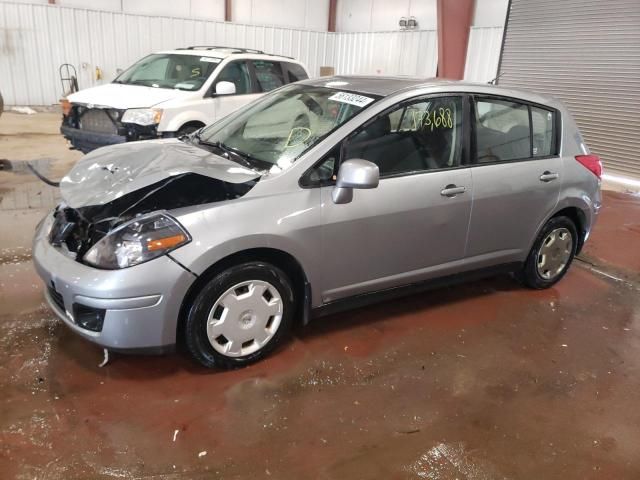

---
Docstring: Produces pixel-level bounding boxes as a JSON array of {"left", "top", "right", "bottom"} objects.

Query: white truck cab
[{"left": 60, "top": 46, "right": 309, "bottom": 153}]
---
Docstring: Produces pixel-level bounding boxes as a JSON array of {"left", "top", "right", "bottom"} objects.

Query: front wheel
[
  {"left": 519, "top": 216, "right": 578, "bottom": 289},
  {"left": 176, "top": 124, "right": 201, "bottom": 138},
  {"left": 184, "top": 262, "right": 295, "bottom": 369}
]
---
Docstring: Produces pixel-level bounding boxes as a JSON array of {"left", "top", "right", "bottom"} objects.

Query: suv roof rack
[{"left": 178, "top": 46, "right": 266, "bottom": 54}]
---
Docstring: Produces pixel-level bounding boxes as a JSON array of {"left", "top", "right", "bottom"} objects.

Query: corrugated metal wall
[
  {"left": 0, "top": 1, "right": 438, "bottom": 106},
  {"left": 464, "top": 26, "right": 503, "bottom": 83},
  {"left": 497, "top": 0, "right": 640, "bottom": 178}
]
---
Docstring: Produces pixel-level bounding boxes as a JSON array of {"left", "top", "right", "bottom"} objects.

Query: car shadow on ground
[{"left": 298, "top": 273, "right": 521, "bottom": 340}]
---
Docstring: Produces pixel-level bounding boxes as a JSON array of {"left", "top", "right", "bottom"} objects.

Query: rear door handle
[
  {"left": 539, "top": 171, "right": 559, "bottom": 182},
  {"left": 440, "top": 184, "right": 466, "bottom": 197}
]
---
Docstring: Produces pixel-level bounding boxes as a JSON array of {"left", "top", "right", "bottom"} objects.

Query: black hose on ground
[{"left": 26, "top": 162, "right": 60, "bottom": 187}]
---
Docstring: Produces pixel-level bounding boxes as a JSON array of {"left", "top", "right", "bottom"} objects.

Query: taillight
[{"left": 575, "top": 154, "right": 602, "bottom": 179}]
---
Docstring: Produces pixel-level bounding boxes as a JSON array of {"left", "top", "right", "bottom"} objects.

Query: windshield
[
  {"left": 197, "top": 84, "right": 379, "bottom": 171},
  {"left": 114, "top": 54, "right": 221, "bottom": 91}
]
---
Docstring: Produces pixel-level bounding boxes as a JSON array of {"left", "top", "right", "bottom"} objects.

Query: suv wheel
[
  {"left": 184, "top": 262, "right": 295, "bottom": 369},
  {"left": 519, "top": 216, "right": 578, "bottom": 289},
  {"left": 177, "top": 124, "right": 201, "bottom": 137}
]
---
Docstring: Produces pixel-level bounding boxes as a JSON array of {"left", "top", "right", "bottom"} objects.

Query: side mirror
[
  {"left": 332, "top": 159, "right": 379, "bottom": 204},
  {"left": 215, "top": 81, "right": 236, "bottom": 95}
]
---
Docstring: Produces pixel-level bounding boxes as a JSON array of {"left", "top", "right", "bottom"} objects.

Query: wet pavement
[{"left": 1, "top": 112, "right": 640, "bottom": 479}]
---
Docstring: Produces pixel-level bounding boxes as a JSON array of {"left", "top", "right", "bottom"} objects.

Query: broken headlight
[
  {"left": 83, "top": 213, "right": 190, "bottom": 269},
  {"left": 121, "top": 108, "right": 163, "bottom": 126}
]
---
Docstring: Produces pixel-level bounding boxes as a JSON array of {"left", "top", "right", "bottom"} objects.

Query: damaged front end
[
  {"left": 48, "top": 139, "right": 262, "bottom": 268},
  {"left": 61, "top": 105, "right": 160, "bottom": 153},
  {"left": 50, "top": 173, "right": 256, "bottom": 268}
]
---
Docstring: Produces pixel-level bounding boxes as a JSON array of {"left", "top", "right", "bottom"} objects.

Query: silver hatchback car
[{"left": 33, "top": 76, "right": 602, "bottom": 368}]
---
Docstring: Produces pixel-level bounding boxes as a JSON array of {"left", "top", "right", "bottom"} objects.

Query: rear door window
[
  {"left": 252, "top": 60, "right": 285, "bottom": 92},
  {"left": 475, "top": 99, "right": 531, "bottom": 162},
  {"left": 531, "top": 106, "right": 555, "bottom": 157}
]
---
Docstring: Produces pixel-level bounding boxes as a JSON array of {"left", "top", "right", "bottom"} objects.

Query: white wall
[
  {"left": 336, "top": 0, "right": 437, "bottom": 32},
  {"left": 2, "top": 0, "right": 226, "bottom": 18},
  {"left": 1, "top": 0, "right": 328, "bottom": 27},
  {"left": 464, "top": 26, "right": 503, "bottom": 82},
  {"left": 124, "top": 0, "right": 224, "bottom": 20},
  {"left": 0, "top": 1, "right": 438, "bottom": 105},
  {"left": 472, "top": 0, "right": 508, "bottom": 27},
  {"left": 3, "top": 0, "right": 509, "bottom": 29},
  {"left": 232, "top": 0, "right": 328, "bottom": 31}
]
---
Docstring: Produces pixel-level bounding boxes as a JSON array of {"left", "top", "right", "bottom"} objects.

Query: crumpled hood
[
  {"left": 67, "top": 83, "right": 189, "bottom": 109},
  {"left": 60, "top": 139, "right": 261, "bottom": 208}
]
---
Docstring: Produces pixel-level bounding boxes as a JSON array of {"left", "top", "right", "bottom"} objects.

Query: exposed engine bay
[{"left": 49, "top": 173, "right": 257, "bottom": 262}]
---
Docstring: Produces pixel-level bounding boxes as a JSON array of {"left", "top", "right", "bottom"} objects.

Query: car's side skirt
[{"left": 310, "top": 262, "right": 523, "bottom": 319}]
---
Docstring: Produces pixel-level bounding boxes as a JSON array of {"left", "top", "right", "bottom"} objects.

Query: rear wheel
[
  {"left": 519, "top": 216, "right": 577, "bottom": 289},
  {"left": 184, "top": 262, "right": 295, "bottom": 369}
]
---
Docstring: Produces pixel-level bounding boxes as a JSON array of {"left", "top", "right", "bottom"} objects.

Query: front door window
[
  {"left": 215, "top": 61, "right": 252, "bottom": 94},
  {"left": 343, "top": 96, "right": 463, "bottom": 176}
]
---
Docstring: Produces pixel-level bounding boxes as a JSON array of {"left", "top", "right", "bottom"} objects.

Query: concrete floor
[{"left": 1, "top": 112, "right": 640, "bottom": 479}]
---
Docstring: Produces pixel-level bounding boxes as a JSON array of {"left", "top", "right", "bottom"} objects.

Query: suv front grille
[{"left": 78, "top": 109, "right": 118, "bottom": 134}]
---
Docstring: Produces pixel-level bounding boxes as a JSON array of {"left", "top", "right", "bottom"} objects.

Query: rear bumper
[
  {"left": 61, "top": 125, "right": 126, "bottom": 153},
  {"left": 582, "top": 194, "right": 602, "bottom": 247},
  {"left": 33, "top": 212, "right": 196, "bottom": 351}
]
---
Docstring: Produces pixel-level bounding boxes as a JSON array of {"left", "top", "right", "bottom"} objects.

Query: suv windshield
[
  {"left": 114, "top": 54, "right": 221, "bottom": 91},
  {"left": 198, "top": 84, "right": 379, "bottom": 171}
]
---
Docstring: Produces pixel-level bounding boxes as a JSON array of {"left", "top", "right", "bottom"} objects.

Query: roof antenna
[{"left": 488, "top": 72, "right": 505, "bottom": 85}]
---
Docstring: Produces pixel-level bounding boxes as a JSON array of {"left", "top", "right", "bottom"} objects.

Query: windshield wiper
[{"left": 197, "top": 138, "right": 257, "bottom": 170}]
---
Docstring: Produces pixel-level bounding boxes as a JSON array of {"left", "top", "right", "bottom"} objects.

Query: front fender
[
  {"left": 171, "top": 233, "right": 321, "bottom": 303},
  {"left": 159, "top": 109, "right": 211, "bottom": 133}
]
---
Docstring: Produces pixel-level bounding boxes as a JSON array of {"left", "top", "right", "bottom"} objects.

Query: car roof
[
  {"left": 158, "top": 47, "right": 301, "bottom": 63},
  {"left": 302, "top": 75, "right": 559, "bottom": 108}
]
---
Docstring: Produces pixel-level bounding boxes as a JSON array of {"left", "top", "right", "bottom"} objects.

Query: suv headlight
[
  {"left": 83, "top": 213, "right": 190, "bottom": 269},
  {"left": 121, "top": 108, "right": 163, "bottom": 126}
]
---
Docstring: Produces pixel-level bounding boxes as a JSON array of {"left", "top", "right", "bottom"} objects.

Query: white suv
[{"left": 60, "top": 46, "right": 309, "bottom": 153}]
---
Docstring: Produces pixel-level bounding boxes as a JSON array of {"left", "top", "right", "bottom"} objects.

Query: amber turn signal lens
[
  {"left": 60, "top": 99, "right": 72, "bottom": 116},
  {"left": 146, "top": 234, "right": 187, "bottom": 252}
]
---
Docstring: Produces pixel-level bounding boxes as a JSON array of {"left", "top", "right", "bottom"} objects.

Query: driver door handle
[
  {"left": 539, "top": 171, "right": 559, "bottom": 182},
  {"left": 440, "top": 184, "right": 466, "bottom": 197}
]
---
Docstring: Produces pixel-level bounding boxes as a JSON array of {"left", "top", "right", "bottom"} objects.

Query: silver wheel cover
[
  {"left": 536, "top": 227, "right": 573, "bottom": 280},
  {"left": 206, "top": 280, "right": 283, "bottom": 357}
]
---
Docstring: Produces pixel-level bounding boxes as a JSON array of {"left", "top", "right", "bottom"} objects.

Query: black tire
[
  {"left": 184, "top": 262, "right": 295, "bottom": 369},
  {"left": 177, "top": 124, "right": 202, "bottom": 137},
  {"left": 519, "top": 216, "right": 578, "bottom": 289}
]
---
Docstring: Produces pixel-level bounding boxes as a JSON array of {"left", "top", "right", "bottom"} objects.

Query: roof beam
[
  {"left": 225, "top": 0, "right": 232, "bottom": 22},
  {"left": 328, "top": 0, "right": 337, "bottom": 32},
  {"left": 437, "top": 0, "right": 475, "bottom": 79}
]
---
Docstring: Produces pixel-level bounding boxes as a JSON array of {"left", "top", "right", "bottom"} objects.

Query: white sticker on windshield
[
  {"left": 328, "top": 91, "right": 374, "bottom": 108},
  {"left": 200, "top": 57, "right": 221, "bottom": 63},
  {"left": 174, "top": 83, "right": 196, "bottom": 90}
]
